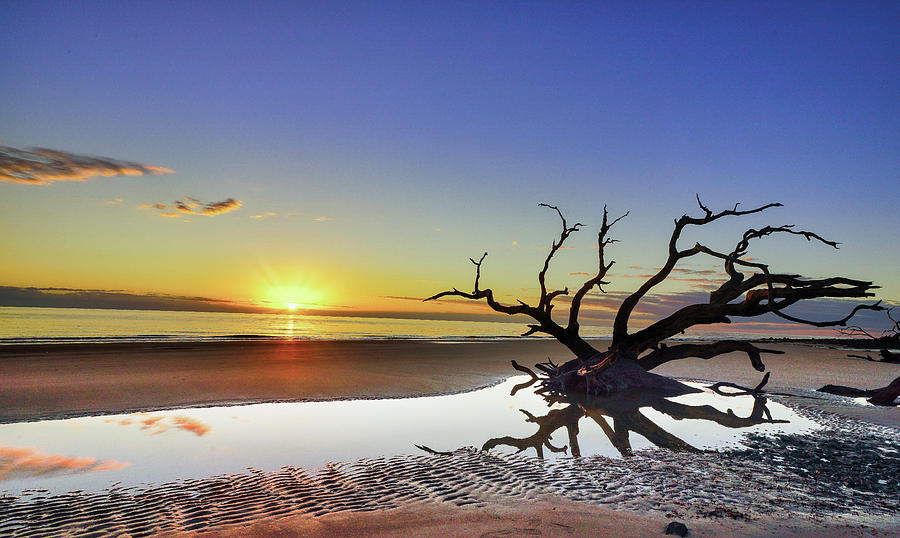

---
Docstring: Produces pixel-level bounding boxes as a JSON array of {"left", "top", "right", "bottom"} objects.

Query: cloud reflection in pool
[{"left": 0, "top": 377, "right": 820, "bottom": 495}]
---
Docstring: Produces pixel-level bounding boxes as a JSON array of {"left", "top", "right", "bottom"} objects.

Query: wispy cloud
[
  {"left": 313, "top": 216, "right": 333, "bottom": 222},
  {"left": 0, "top": 444, "right": 129, "bottom": 480},
  {"left": 104, "top": 198, "right": 123, "bottom": 205},
  {"left": 250, "top": 211, "right": 278, "bottom": 219},
  {"left": 174, "top": 197, "right": 242, "bottom": 216},
  {"left": 0, "top": 286, "right": 270, "bottom": 314},
  {"left": 140, "top": 197, "right": 242, "bottom": 218},
  {"left": 0, "top": 145, "right": 173, "bottom": 185},
  {"left": 109, "top": 415, "right": 211, "bottom": 437}
]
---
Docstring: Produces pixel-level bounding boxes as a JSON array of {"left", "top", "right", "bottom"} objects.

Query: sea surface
[
  {"left": 0, "top": 306, "right": 600, "bottom": 344},
  {"left": 1, "top": 306, "right": 807, "bottom": 344}
]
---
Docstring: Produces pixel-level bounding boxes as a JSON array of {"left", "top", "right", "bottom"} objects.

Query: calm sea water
[{"left": 1, "top": 306, "right": 607, "bottom": 344}]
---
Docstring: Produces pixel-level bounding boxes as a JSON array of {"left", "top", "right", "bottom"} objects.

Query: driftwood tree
[{"left": 426, "top": 198, "right": 883, "bottom": 397}]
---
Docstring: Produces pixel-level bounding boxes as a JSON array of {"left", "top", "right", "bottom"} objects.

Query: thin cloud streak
[
  {"left": 110, "top": 415, "right": 212, "bottom": 437},
  {"left": 140, "top": 197, "right": 242, "bottom": 218},
  {"left": 0, "top": 286, "right": 270, "bottom": 314},
  {"left": 0, "top": 145, "right": 173, "bottom": 185},
  {"left": 0, "top": 444, "right": 129, "bottom": 480}
]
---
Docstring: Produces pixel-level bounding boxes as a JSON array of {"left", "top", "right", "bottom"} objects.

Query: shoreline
[
  {"left": 3, "top": 339, "right": 898, "bottom": 426},
  {"left": 0, "top": 339, "right": 573, "bottom": 423}
]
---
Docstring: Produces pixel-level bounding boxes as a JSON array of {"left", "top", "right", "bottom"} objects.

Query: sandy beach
[
  {"left": 1, "top": 339, "right": 570, "bottom": 423},
  {"left": 2, "top": 339, "right": 898, "bottom": 536},
  {"left": 2, "top": 339, "right": 897, "bottom": 426}
]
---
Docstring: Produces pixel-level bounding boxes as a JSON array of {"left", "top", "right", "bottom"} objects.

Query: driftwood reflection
[{"left": 483, "top": 378, "right": 787, "bottom": 458}]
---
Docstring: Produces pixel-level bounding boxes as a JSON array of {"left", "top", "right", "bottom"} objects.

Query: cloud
[
  {"left": 171, "top": 416, "right": 211, "bottom": 436},
  {"left": 104, "top": 198, "right": 123, "bottom": 205},
  {"left": 313, "top": 216, "right": 333, "bottom": 222},
  {"left": 0, "top": 145, "right": 173, "bottom": 185},
  {"left": 0, "top": 285, "right": 273, "bottom": 314},
  {"left": 141, "top": 196, "right": 242, "bottom": 218},
  {"left": 671, "top": 267, "right": 724, "bottom": 276},
  {"left": 250, "top": 211, "right": 278, "bottom": 219},
  {"left": 608, "top": 265, "right": 728, "bottom": 292},
  {"left": 110, "top": 414, "right": 211, "bottom": 437},
  {"left": 0, "top": 444, "right": 129, "bottom": 480}
]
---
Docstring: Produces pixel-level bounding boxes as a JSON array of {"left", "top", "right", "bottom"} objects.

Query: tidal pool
[{"left": 0, "top": 377, "right": 820, "bottom": 495}]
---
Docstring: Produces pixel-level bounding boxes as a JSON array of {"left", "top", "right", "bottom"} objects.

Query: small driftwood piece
[
  {"left": 818, "top": 375, "right": 900, "bottom": 406},
  {"left": 849, "top": 350, "right": 900, "bottom": 364},
  {"left": 414, "top": 444, "right": 454, "bottom": 456},
  {"left": 709, "top": 372, "right": 771, "bottom": 396}
]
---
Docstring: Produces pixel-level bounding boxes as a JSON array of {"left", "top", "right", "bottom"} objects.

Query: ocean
[
  {"left": 0, "top": 306, "right": 588, "bottom": 344},
  {"left": 1, "top": 306, "right": 820, "bottom": 345}
]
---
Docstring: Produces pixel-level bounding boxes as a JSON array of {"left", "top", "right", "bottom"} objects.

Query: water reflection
[
  {"left": 482, "top": 378, "right": 788, "bottom": 458},
  {"left": 0, "top": 377, "right": 818, "bottom": 495},
  {"left": 105, "top": 415, "right": 212, "bottom": 436},
  {"left": 0, "top": 444, "right": 129, "bottom": 481}
]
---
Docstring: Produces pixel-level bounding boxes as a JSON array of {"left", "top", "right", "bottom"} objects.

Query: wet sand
[
  {"left": 2, "top": 339, "right": 898, "bottom": 536},
  {"left": 0, "top": 339, "right": 571, "bottom": 423},
  {"left": 202, "top": 496, "right": 900, "bottom": 538},
  {"left": 2, "top": 339, "right": 896, "bottom": 425}
]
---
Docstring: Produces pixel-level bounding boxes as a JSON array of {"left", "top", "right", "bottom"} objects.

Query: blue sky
[{"left": 1, "top": 1, "right": 898, "bottom": 332}]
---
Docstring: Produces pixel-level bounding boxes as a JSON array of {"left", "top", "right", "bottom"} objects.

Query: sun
[{"left": 285, "top": 302, "right": 298, "bottom": 311}]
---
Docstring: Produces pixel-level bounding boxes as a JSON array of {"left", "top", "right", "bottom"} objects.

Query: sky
[{"left": 1, "top": 1, "right": 898, "bottom": 335}]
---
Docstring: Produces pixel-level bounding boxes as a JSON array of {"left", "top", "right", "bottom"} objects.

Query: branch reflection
[{"left": 483, "top": 378, "right": 788, "bottom": 458}]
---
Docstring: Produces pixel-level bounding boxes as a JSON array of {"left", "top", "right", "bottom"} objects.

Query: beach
[
  {"left": 2, "top": 339, "right": 897, "bottom": 426},
  {"left": 1, "top": 339, "right": 569, "bottom": 423},
  {"left": 2, "top": 339, "right": 898, "bottom": 536}
]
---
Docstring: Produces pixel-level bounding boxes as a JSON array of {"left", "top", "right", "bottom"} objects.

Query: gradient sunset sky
[{"left": 2, "top": 2, "right": 898, "bottom": 333}]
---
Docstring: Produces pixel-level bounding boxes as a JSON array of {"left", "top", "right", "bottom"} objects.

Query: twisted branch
[{"left": 612, "top": 196, "right": 782, "bottom": 345}]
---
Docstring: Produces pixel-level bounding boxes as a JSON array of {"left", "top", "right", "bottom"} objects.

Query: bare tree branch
[
  {"left": 536, "top": 203, "right": 582, "bottom": 313},
  {"left": 694, "top": 244, "right": 884, "bottom": 328},
  {"left": 714, "top": 225, "right": 839, "bottom": 303},
  {"left": 567, "top": 205, "right": 628, "bottom": 334},
  {"left": 612, "top": 197, "right": 782, "bottom": 344},
  {"left": 637, "top": 341, "right": 785, "bottom": 372},
  {"left": 424, "top": 204, "right": 601, "bottom": 358}
]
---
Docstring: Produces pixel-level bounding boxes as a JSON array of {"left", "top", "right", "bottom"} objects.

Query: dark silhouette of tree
[{"left": 426, "top": 198, "right": 883, "bottom": 397}]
